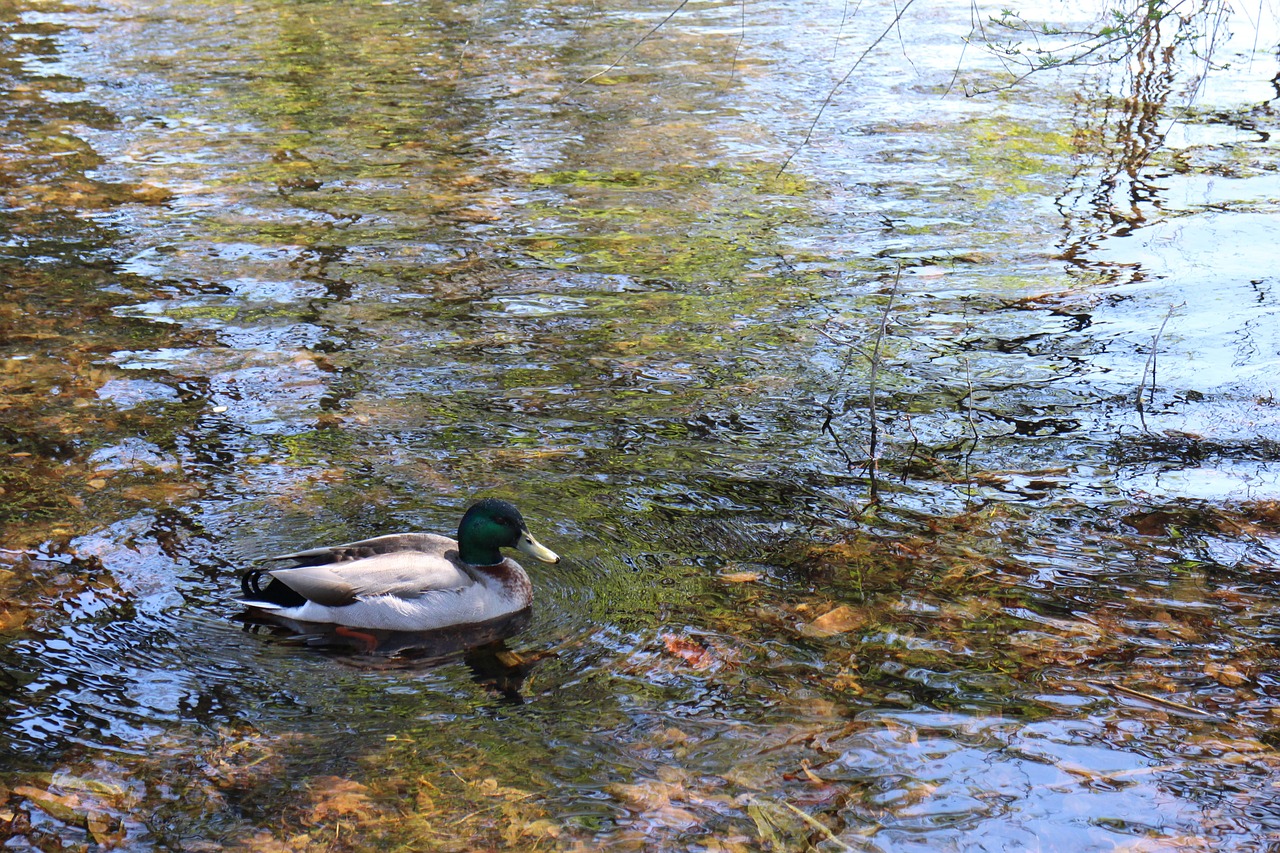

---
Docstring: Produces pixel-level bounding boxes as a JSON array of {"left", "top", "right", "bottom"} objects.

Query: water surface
[{"left": 3, "top": 0, "right": 1280, "bottom": 849}]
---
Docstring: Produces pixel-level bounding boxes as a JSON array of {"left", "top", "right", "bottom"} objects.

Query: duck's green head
[{"left": 457, "top": 498, "right": 560, "bottom": 567}]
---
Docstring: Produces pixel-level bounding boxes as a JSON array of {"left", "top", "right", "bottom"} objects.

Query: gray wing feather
[
  {"left": 271, "top": 533, "right": 457, "bottom": 566},
  {"left": 267, "top": 551, "right": 472, "bottom": 607}
]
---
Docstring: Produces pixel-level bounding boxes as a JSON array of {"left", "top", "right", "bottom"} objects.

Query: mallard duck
[{"left": 237, "top": 499, "right": 559, "bottom": 632}]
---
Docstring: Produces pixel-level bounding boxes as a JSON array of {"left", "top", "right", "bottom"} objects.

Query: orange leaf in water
[{"left": 662, "top": 635, "right": 714, "bottom": 669}]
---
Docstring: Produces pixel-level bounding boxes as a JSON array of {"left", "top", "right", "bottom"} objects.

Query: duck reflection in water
[{"left": 237, "top": 608, "right": 553, "bottom": 704}]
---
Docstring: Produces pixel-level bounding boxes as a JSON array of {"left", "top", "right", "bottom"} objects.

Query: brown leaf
[
  {"left": 304, "top": 777, "right": 374, "bottom": 824},
  {"left": 13, "top": 784, "right": 86, "bottom": 825},
  {"left": 87, "top": 812, "right": 127, "bottom": 848},
  {"left": 0, "top": 607, "right": 29, "bottom": 632},
  {"left": 609, "top": 780, "right": 681, "bottom": 812},
  {"left": 646, "top": 804, "right": 700, "bottom": 829},
  {"left": 1205, "top": 661, "right": 1248, "bottom": 687},
  {"left": 800, "top": 605, "right": 866, "bottom": 638},
  {"left": 832, "top": 670, "right": 864, "bottom": 695},
  {"left": 1123, "top": 512, "right": 1164, "bottom": 535},
  {"left": 451, "top": 208, "right": 500, "bottom": 223},
  {"left": 118, "top": 482, "right": 200, "bottom": 504},
  {"left": 0, "top": 809, "right": 27, "bottom": 835},
  {"left": 653, "top": 727, "right": 690, "bottom": 746}
]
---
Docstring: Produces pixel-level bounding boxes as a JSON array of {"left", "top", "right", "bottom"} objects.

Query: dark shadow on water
[{"left": 235, "top": 607, "right": 546, "bottom": 703}]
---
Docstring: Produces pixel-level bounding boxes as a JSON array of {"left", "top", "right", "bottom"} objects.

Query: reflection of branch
[
  {"left": 1053, "top": 3, "right": 1203, "bottom": 250},
  {"left": 944, "top": 0, "right": 986, "bottom": 96},
  {"left": 963, "top": 0, "right": 1226, "bottom": 95},
  {"left": 866, "top": 269, "right": 900, "bottom": 504},
  {"left": 1136, "top": 303, "right": 1179, "bottom": 431},
  {"left": 960, "top": 299, "right": 979, "bottom": 506},
  {"left": 778, "top": 0, "right": 917, "bottom": 175},
  {"left": 561, "top": 0, "right": 692, "bottom": 100},
  {"left": 818, "top": 324, "right": 860, "bottom": 472},
  {"left": 833, "top": 0, "right": 867, "bottom": 61},
  {"left": 727, "top": 0, "right": 747, "bottom": 86},
  {"left": 962, "top": 354, "right": 978, "bottom": 506},
  {"left": 901, "top": 411, "right": 921, "bottom": 483}
]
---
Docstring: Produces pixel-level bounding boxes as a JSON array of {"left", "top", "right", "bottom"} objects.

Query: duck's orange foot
[{"left": 334, "top": 625, "right": 379, "bottom": 653}]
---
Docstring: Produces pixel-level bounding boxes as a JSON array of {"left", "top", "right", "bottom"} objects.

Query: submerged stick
[
  {"left": 775, "top": 799, "right": 858, "bottom": 851},
  {"left": 1085, "top": 679, "right": 1224, "bottom": 720},
  {"left": 748, "top": 796, "right": 858, "bottom": 852}
]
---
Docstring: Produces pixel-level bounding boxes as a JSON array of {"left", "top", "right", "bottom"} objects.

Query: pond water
[{"left": 3, "top": 0, "right": 1280, "bottom": 849}]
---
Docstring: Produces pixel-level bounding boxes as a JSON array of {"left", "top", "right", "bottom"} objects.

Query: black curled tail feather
[
  {"left": 241, "top": 567, "right": 269, "bottom": 598},
  {"left": 240, "top": 568, "right": 307, "bottom": 607}
]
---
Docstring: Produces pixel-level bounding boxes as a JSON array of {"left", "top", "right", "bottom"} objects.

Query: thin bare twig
[
  {"left": 890, "top": 0, "right": 920, "bottom": 76},
  {"left": 944, "top": 0, "right": 993, "bottom": 96}
]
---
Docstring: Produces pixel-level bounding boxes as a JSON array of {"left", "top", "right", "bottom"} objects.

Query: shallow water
[{"left": 2, "top": 0, "right": 1280, "bottom": 848}]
